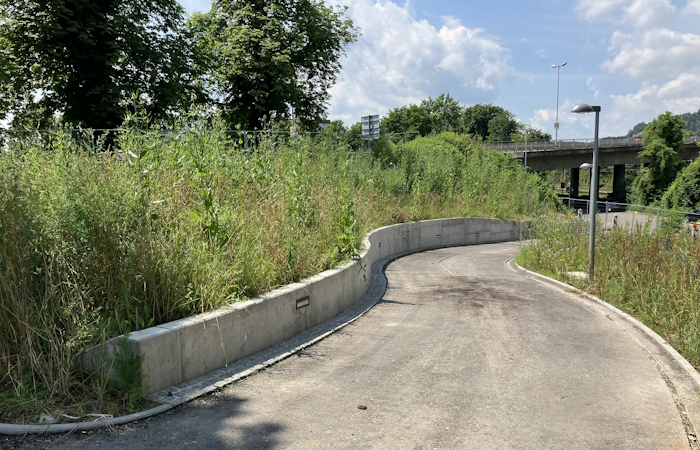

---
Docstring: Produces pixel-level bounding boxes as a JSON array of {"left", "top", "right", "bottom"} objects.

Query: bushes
[
  {"left": 663, "top": 154, "right": 700, "bottom": 210},
  {"left": 0, "top": 121, "right": 558, "bottom": 422}
]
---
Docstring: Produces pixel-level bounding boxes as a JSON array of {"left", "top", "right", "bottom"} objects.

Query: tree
[
  {"left": 420, "top": 93, "right": 463, "bottom": 134},
  {"left": 487, "top": 111, "right": 518, "bottom": 142},
  {"left": 381, "top": 104, "right": 433, "bottom": 137},
  {"left": 630, "top": 112, "right": 685, "bottom": 205},
  {"left": 0, "top": 0, "right": 200, "bottom": 129},
  {"left": 191, "top": 0, "right": 357, "bottom": 131},
  {"left": 463, "top": 104, "right": 509, "bottom": 141},
  {"left": 510, "top": 125, "right": 551, "bottom": 142},
  {"left": 626, "top": 121, "right": 647, "bottom": 137},
  {"left": 662, "top": 153, "right": 700, "bottom": 210}
]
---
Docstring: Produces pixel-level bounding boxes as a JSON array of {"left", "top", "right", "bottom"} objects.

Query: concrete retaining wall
[{"left": 94, "top": 218, "right": 527, "bottom": 395}]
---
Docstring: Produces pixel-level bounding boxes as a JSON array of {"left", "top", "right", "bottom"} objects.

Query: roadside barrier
[{"left": 80, "top": 218, "right": 528, "bottom": 396}]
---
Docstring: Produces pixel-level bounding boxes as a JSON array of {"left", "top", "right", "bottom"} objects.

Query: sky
[{"left": 180, "top": 0, "right": 700, "bottom": 138}]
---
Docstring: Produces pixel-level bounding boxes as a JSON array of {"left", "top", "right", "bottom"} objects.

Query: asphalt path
[{"left": 7, "top": 242, "right": 694, "bottom": 449}]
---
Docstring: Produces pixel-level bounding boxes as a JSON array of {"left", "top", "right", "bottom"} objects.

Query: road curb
[{"left": 508, "top": 258, "right": 700, "bottom": 447}]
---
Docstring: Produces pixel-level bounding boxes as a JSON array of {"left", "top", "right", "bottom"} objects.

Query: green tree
[
  {"left": 381, "top": 104, "right": 433, "bottom": 137},
  {"left": 463, "top": 104, "right": 509, "bottom": 141},
  {"left": 510, "top": 125, "right": 551, "bottom": 142},
  {"left": 487, "top": 111, "right": 519, "bottom": 142},
  {"left": 662, "top": 153, "right": 700, "bottom": 210},
  {"left": 190, "top": 0, "right": 357, "bottom": 131},
  {"left": 0, "top": 0, "right": 199, "bottom": 129},
  {"left": 420, "top": 93, "right": 463, "bottom": 134},
  {"left": 630, "top": 112, "right": 685, "bottom": 205}
]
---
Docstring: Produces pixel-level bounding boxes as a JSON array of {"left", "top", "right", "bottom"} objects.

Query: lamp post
[
  {"left": 572, "top": 103, "right": 601, "bottom": 283},
  {"left": 551, "top": 62, "right": 567, "bottom": 144}
]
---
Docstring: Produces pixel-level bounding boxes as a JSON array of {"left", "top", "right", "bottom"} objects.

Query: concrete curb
[{"left": 508, "top": 258, "right": 700, "bottom": 446}]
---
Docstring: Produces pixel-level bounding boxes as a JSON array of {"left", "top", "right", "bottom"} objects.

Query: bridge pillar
[
  {"left": 570, "top": 168, "right": 580, "bottom": 197},
  {"left": 613, "top": 164, "right": 626, "bottom": 201}
]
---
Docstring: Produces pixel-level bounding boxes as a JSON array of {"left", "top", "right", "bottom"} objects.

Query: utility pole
[{"left": 551, "top": 62, "right": 567, "bottom": 144}]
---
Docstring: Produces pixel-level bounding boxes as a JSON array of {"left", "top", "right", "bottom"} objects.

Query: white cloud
[
  {"left": 686, "top": 0, "right": 700, "bottom": 14},
  {"left": 575, "top": 0, "right": 675, "bottom": 27},
  {"left": 326, "top": 0, "right": 512, "bottom": 124},
  {"left": 602, "top": 28, "right": 700, "bottom": 79},
  {"left": 586, "top": 76, "right": 600, "bottom": 99},
  {"left": 529, "top": 98, "right": 594, "bottom": 138},
  {"left": 535, "top": 49, "right": 547, "bottom": 59},
  {"left": 606, "top": 73, "right": 700, "bottom": 135}
]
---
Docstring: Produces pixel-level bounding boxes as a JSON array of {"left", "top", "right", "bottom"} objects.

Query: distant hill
[{"left": 626, "top": 109, "right": 700, "bottom": 137}]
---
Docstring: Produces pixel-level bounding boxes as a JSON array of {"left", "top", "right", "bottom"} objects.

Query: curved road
[{"left": 10, "top": 242, "right": 695, "bottom": 449}]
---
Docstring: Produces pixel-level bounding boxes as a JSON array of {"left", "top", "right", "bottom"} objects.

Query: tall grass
[
  {"left": 518, "top": 214, "right": 700, "bottom": 367},
  {"left": 0, "top": 113, "right": 559, "bottom": 422}
]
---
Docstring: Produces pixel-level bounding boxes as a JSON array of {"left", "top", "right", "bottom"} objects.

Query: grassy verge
[
  {"left": 0, "top": 114, "right": 559, "bottom": 423},
  {"left": 517, "top": 213, "right": 700, "bottom": 369}
]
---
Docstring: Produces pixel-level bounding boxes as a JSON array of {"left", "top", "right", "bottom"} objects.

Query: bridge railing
[{"left": 484, "top": 135, "right": 699, "bottom": 155}]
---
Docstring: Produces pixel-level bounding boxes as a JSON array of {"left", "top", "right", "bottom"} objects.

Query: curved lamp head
[
  {"left": 580, "top": 163, "right": 594, "bottom": 169},
  {"left": 551, "top": 64, "right": 557, "bottom": 68},
  {"left": 561, "top": 62, "right": 567, "bottom": 66},
  {"left": 571, "top": 103, "right": 601, "bottom": 114}
]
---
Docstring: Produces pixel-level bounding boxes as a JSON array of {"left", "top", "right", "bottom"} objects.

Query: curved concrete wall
[{"left": 117, "top": 218, "right": 527, "bottom": 395}]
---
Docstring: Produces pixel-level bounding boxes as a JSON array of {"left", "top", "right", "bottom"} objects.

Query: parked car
[{"left": 685, "top": 210, "right": 700, "bottom": 223}]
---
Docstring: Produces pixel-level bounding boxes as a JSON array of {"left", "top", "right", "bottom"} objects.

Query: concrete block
[
  {"left": 490, "top": 219, "right": 518, "bottom": 242},
  {"left": 465, "top": 218, "right": 491, "bottom": 244},
  {"left": 304, "top": 265, "right": 354, "bottom": 327},
  {"left": 400, "top": 222, "right": 421, "bottom": 252},
  {"left": 438, "top": 218, "right": 466, "bottom": 247},
  {"left": 130, "top": 326, "right": 182, "bottom": 395},
  {"left": 419, "top": 219, "right": 444, "bottom": 250}
]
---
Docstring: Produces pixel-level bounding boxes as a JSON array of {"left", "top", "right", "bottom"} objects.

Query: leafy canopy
[
  {"left": 190, "top": 0, "right": 357, "bottom": 131},
  {"left": 381, "top": 95, "right": 547, "bottom": 142},
  {"left": 630, "top": 111, "right": 685, "bottom": 205},
  {"left": 0, "top": 0, "right": 199, "bottom": 128}
]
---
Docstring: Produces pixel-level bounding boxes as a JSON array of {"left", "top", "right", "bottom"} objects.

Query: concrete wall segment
[{"left": 98, "top": 217, "right": 525, "bottom": 395}]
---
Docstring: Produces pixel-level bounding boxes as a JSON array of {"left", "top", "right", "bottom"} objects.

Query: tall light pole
[
  {"left": 552, "top": 62, "right": 567, "bottom": 144},
  {"left": 572, "top": 103, "right": 601, "bottom": 283}
]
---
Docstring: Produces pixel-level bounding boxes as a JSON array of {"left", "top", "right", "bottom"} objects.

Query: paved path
[{"left": 8, "top": 242, "right": 697, "bottom": 449}]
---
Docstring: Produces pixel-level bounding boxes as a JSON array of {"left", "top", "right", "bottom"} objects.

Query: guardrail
[{"left": 484, "top": 136, "right": 700, "bottom": 154}]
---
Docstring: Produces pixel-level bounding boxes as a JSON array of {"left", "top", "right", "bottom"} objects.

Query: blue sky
[{"left": 180, "top": 0, "right": 700, "bottom": 138}]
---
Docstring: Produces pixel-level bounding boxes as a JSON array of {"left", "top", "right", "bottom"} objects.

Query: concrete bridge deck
[{"left": 484, "top": 137, "right": 699, "bottom": 172}]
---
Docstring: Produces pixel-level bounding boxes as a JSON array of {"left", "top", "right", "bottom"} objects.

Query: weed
[{"left": 0, "top": 117, "right": 557, "bottom": 421}]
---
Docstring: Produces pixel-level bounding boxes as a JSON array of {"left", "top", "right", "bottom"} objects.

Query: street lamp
[
  {"left": 572, "top": 103, "right": 601, "bottom": 283},
  {"left": 552, "top": 62, "right": 567, "bottom": 144}
]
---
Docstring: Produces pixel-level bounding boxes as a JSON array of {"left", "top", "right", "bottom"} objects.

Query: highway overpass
[{"left": 485, "top": 136, "right": 699, "bottom": 199}]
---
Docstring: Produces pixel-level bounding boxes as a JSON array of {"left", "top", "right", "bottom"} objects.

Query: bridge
[{"left": 484, "top": 136, "right": 700, "bottom": 199}]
